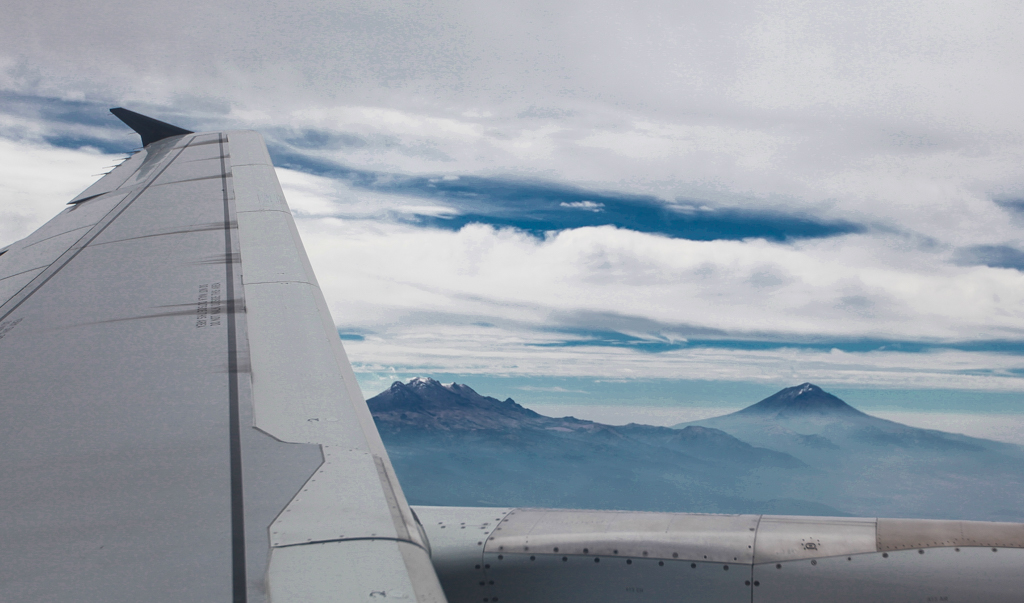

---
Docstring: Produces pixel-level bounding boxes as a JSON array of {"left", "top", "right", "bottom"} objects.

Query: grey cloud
[
  {"left": 4, "top": 1, "right": 1020, "bottom": 240},
  {"left": 4, "top": 0, "right": 1024, "bottom": 387},
  {"left": 517, "top": 106, "right": 577, "bottom": 120},
  {"left": 3, "top": 1, "right": 1018, "bottom": 130},
  {"left": 746, "top": 269, "right": 789, "bottom": 289},
  {"left": 272, "top": 127, "right": 455, "bottom": 161},
  {"left": 954, "top": 245, "right": 1024, "bottom": 271},
  {"left": 545, "top": 309, "right": 727, "bottom": 340},
  {"left": 835, "top": 295, "right": 876, "bottom": 317},
  {"left": 994, "top": 199, "right": 1024, "bottom": 215},
  {"left": 283, "top": 129, "right": 368, "bottom": 150}
]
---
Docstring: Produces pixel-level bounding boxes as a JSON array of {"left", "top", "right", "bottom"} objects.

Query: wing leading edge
[{"left": 0, "top": 111, "right": 445, "bottom": 602}]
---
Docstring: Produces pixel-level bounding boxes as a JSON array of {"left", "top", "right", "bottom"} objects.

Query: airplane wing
[{"left": 0, "top": 109, "right": 445, "bottom": 603}]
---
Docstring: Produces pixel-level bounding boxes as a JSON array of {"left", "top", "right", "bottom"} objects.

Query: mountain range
[{"left": 369, "top": 378, "right": 1024, "bottom": 521}]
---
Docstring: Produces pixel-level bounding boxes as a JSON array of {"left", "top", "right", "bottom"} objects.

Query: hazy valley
[{"left": 370, "top": 379, "right": 1024, "bottom": 521}]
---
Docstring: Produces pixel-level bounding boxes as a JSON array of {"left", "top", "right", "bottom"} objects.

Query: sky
[{"left": 3, "top": 1, "right": 1024, "bottom": 440}]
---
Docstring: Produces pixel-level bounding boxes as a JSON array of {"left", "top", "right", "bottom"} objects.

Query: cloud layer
[{"left": 3, "top": 1, "right": 1024, "bottom": 402}]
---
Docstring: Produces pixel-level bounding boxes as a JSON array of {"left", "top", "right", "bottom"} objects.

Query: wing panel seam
[
  {"left": 0, "top": 138, "right": 196, "bottom": 323},
  {"left": 272, "top": 536, "right": 429, "bottom": 550},
  {"left": 219, "top": 134, "right": 249, "bottom": 603},
  {"left": 0, "top": 266, "right": 47, "bottom": 283}
]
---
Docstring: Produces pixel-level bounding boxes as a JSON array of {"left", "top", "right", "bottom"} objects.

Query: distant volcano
[
  {"left": 677, "top": 383, "right": 984, "bottom": 452},
  {"left": 733, "top": 383, "right": 868, "bottom": 419},
  {"left": 370, "top": 376, "right": 558, "bottom": 432}
]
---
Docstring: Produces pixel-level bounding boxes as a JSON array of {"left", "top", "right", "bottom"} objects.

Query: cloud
[
  {"left": 341, "top": 323, "right": 1024, "bottom": 391},
  {"left": 286, "top": 199, "right": 1024, "bottom": 391},
  {"left": 3, "top": 2, "right": 1024, "bottom": 401},
  {"left": 0, "top": 137, "right": 115, "bottom": 247},
  {"left": 2, "top": 3, "right": 1022, "bottom": 243},
  {"left": 560, "top": 200, "right": 604, "bottom": 212},
  {"left": 3, "top": 134, "right": 1024, "bottom": 396},
  {"left": 954, "top": 245, "right": 1024, "bottom": 271},
  {"left": 296, "top": 213, "right": 1024, "bottom": 341},
  {"left": 515, "top": 386, "right": 590, "bottom": 394}
]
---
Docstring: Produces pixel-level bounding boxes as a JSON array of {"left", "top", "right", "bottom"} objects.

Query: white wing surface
[{"left": 0, "top": 109, "right": 445, "bottom": 603}]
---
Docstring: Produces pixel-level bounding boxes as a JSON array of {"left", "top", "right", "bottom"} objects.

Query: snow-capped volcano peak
[
  {"left": 404, "top": 376, "right": 461, "bottom": 391},
  {"left": 371, "top": 378, "right": 546, "bottom": 431},
  {"left": 735, "top": 383, "right": 866, "bottom": 419}
]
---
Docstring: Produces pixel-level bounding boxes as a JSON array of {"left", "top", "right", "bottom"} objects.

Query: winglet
[{"left": 110, "top": 107, "right": 193, "bottom": 147}]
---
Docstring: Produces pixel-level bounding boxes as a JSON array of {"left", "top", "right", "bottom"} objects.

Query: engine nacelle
[{"left": 414, "top": 506, "right": 1024, "bottom": 603}]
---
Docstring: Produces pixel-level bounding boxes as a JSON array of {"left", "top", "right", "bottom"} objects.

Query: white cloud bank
[
  {"left": 3, "top": 1, "right": 1024, "bottom": 238},
  {"left": 4, "top": 140, "right": 1023, "bottom": 394},
  {"left": 294, "top": 195, "right": 1024, "bottom": 343},
  {"left": 0, "top": 137, "right": 115, "bottom": 247},
  {"left": 3, "top": 1, "right": 1024, "bottom": 401}
]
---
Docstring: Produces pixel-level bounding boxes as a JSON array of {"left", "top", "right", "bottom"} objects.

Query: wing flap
[
  {"left": 225, "top": 130, "right": 275, "bottom": 167},
  {"left": 244, "top": 280, "right": 370, "bottom": 444},
  {"left": 233, "top": 164, "right": 292, "bottom": 213},
  {"left": 269, "top": 541, "right": 446, "bottom": 603},
  {"left": 236, "top": 211, "right": 315, "bottom": 285},
  {"left": 269, "top": 447, "right": 405, "bottom": 546}
]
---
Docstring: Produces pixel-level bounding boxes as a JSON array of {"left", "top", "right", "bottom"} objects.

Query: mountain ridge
[
  {"left": 369, "top": 378, "right": 1024, "bottom": 521},
  {"left": 369, "top": 377, "right": 792, "bottom": 460},
  {"left": 370, "top": 377, "right": 609, "bottom": 433},
  {"left": 369, "top": 377, "right": 826, "bottom": 515}
]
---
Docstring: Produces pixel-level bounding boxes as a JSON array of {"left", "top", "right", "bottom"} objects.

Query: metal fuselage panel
[{"left": 416, "top": 507, "right": 1024, "bottom": 603}]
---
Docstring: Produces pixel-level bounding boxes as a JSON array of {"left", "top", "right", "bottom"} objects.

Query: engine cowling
[{"left": 414, "top": 506, "right": 1024, "bottom": 603}]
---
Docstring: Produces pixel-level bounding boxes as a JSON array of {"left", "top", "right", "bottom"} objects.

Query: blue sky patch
[
  {"left": 532, "top": 328, "right": 1024, "bottom": 355},
  {"left": 42, "top": 133, "right": 129, "bottom": 154},
  {"left": 270, "top": 147, "right": 865, "bottom": 242},
  {"left": 1, "top": 92, "right": 116, "bottom": 129}
]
